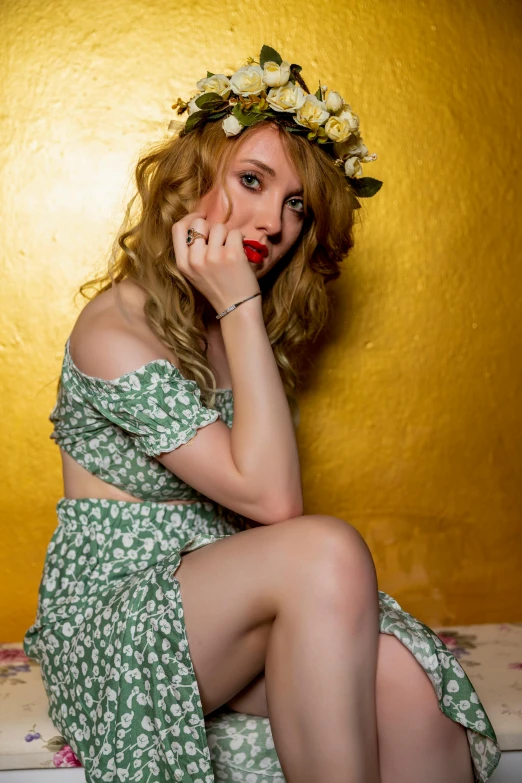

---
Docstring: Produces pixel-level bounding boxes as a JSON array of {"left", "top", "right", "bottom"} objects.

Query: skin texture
[{"left": 65, "top": 125, "right": 474, "bottom": 782}]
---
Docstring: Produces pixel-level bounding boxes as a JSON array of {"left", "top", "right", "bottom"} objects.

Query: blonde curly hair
[{"left": 80, "top": 119, "right": 361, "bottom": 420}]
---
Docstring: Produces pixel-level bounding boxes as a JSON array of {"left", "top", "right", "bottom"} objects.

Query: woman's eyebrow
[
  {"left": 239, "top": 158, "right": 304, "bottom": 195},
  {"left": 240, "top": 158, "right": 276, "bottom": 176}
]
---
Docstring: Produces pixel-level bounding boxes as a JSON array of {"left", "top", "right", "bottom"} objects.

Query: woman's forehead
[{"left": 230, "top": 126, "right": 301, "bottom": 184}]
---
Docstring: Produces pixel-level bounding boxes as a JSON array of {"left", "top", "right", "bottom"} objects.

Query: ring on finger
[{"left": 186, "top": 228, "right": 208, "bottom": 246}]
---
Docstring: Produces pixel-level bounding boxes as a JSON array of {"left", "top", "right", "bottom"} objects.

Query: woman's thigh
[{"left": 173, "top": 513, "right": 375, "bottom": 716}]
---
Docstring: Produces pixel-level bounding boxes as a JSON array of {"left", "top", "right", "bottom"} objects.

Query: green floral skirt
[{"left": 24, "top": 498, "right": 501, "bottom": 782}]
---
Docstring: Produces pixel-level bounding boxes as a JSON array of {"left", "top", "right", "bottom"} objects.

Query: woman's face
[{"left": 196, "top": 124, "right": 305, "bottom": 279}]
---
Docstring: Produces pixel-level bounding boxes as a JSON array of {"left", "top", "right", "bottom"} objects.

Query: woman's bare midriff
[{"left": 60, "top": 449, "right": 200, "bottom": 506}]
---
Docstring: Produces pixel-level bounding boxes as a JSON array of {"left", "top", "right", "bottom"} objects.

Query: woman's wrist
[{"left": 216, "top": 292, "right": 263, "bottom": 323}]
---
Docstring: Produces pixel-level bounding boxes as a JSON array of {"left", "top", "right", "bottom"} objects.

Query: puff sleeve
[{"left": 61, "top": 357, "right": 221, "bottom": 457}]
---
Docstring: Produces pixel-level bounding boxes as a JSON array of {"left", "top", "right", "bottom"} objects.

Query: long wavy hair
[{"left": 80, "top": 119, "right": 361, "bottom": 419}]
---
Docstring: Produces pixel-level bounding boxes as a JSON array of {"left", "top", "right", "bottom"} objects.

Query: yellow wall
[{"left": 1, "top": 0, "right": 521, "bottom": 642}]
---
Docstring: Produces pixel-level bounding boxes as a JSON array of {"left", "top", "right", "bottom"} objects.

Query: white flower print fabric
[
  {"left": 50, "top": 339, "right": 234, "bottom": 502},
  {"left": 24, "top": 343, "right": 501, "bottom": 782}
]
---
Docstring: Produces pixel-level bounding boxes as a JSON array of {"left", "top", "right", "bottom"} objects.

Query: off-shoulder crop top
[{"left": 50, "top": 339, "right": 234, "bottom": 502}]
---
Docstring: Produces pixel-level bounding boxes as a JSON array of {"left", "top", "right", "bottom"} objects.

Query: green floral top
[{"left": 50, "top": 339, "right": 233, "bottom": 502}]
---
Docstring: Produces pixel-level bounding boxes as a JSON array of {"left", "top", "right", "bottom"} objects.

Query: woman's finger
[
  {"left": 184, "top": 217, "right": 211, "bottom": 267},
  {"left": 224, "top": 227, "right": 247, "bottom": 258},
  {"left": 206, "top": 223, "right": 229, "bottom": 262},
  {"left": 172, "top": 213, "right": 208, "bottom": 270}
]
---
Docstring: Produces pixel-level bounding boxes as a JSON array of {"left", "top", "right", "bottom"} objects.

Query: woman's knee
[{"left": 275, "top": 514, "right": 378, "bottom": 609}]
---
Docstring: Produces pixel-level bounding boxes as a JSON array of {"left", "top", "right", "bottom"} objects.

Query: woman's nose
[{"left": 255, "top": 197, "right": 283, "bottom": 237}]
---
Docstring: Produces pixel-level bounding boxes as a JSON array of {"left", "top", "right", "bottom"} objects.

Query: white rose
[
  {"left": 294, "top": 95, "right": 330, "bottom": 130},
  {"left": 266, "top": 83, "right": 306, "bottom": 113},
  {"left": 263, "top": 60, "right": 291, "bottom": 87},
  {"left": 338, "top": 137, "right": 367, "bottom": 158},
  {"left": 324, "top": 115, "right": 352, "bottom": 143},
  {"left": 335, "top": 135, "right": 376, "bottom": 162},
  {"left": 196, "top": 74, "right": 232, "bottom": 96},
  {"left": 344, "top": 156, "right": 363, "bottom": 178},
  {"left": 325, "top": 91, "right": 344, "bottom": 113},
  {"left": 336, "top": 106, "right": 360, "bottom": 134},
  {"left": 222, "top": 114, "right": 243, "bottom": 137},
  {"left": 342, "top": 137, "right": 378, "bottom": 165},
  {"left": 229, "top": 65, "right": 265, "bottom": 96}
]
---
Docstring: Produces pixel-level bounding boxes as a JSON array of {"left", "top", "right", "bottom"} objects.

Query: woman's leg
[
  {"left": 226, "top": 634, "right": 475, "bottom": 783},
  {"left": 375, "top": 634, "right": 474, "bottom": 783},
  {"left": 174, "top": 514, "right": 381, "bottom": 783}
]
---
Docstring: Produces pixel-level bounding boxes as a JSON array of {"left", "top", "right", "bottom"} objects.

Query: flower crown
[{"left": 169, "top": 44, "right": 382, "bottom": 199}]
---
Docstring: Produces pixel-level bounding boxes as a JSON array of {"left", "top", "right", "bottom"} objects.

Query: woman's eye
[
  {"left": 287, "top": 198, "right": 304, "bottom": 214},
  {"left": 239, "top": 172, "right": 261, "bottom": 189}
]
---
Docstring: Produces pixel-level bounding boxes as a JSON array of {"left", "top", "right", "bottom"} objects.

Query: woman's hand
[{"left": 172, "top": 212, "right": 261, "bottom": 315}]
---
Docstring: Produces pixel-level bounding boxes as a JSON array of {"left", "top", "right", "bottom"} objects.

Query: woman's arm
[
  {"left": 157, "top": 294, "right": 303, "bottom": 524},
  {"left": 219, "top": 294, "right": 303, "bottom": 518}
]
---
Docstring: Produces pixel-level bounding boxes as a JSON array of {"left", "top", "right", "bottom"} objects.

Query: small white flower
[
  {"left": 295, "top": 94, "right": 330, "bottom": 130},
  {"left": 141, "top": 715, "right": 154, "bottom": 731},
  {"left": 326, "top": 90, "right": 344, "bottom": 113},
  {"left": 121, "top": 712, "right": 133, "bottom": 728},
  {"left": 229, "top": 65, "right": 265, "bottom": 96},
  {"left": 263, "top": 60, "right": 291, "bottom": 87},
  {"left": 222, "top": 115, "right": 243, "bottom": 137},
  {"left": 195, "top": 74, "right": 231, "bottom": 96},
  {"left": 344, "top": 156, "right": 363, "bottom": 178},
  {"left": 266, "top": 82, "right": 307, "bottom": 113}
]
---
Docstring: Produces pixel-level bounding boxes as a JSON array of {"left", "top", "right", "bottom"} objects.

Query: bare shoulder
[{"left": 69, "top": 280, "right": 180, "bottom": 381}]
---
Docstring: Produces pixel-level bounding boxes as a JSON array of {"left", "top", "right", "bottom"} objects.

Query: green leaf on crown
[
  {"left": 232, "top": 104, "right": 271, "bottom": 126},
  {"left": 195, "top": 92, "right": 228, "bottom": 110},
  {"left": 286, "top": 126, "right": 309, "bottom": 135},
  {"left": 260, "top": 45, "right": 282, "bottom": 67},
  {"left": 348, "top": 177, "right": 383, "bottom": 198},
  {"left": 315, "top": 82, "right": 322, "bottom": 101},
  {"left": 207, "top": 71, "right": 215, "bottom": 78},
  {"left": 206, "top": 110, "right": 228, "bottom": 121},
  {"left": 184, "top": 110, "right": 209, "bottom": 133}
]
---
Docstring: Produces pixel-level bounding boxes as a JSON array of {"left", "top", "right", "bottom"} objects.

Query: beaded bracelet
[{"left": 215, "top": 291, "right": 262, "bottom": 320}]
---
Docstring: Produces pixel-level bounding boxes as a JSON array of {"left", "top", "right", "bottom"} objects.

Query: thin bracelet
[{"left": 215, "top": 291, "right": 262, "bottom": 320}]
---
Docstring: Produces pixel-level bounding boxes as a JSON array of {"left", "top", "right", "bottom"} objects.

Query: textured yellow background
[{"left": 1, "top": 0, "right": 521, "bottom": 642}]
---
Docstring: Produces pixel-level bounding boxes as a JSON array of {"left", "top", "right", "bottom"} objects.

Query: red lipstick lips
[{"left": 243, "top": 240, "right": 268, "bottom": 264}]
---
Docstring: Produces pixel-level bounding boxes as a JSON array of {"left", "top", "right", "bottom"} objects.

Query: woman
[{"left": 24, "top": 46, "right": 500, "bottom": 783}]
